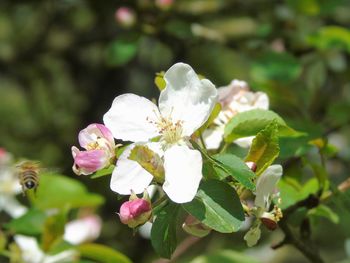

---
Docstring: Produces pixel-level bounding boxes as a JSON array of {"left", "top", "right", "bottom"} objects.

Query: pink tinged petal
[
  {"left": 163, "top": 145, "right": 203, "bottom": 203},
  {"left": 64, "top": 215, "right": 102, "bottom": 245},
  {"left": 217, "top": 80, "right": 248, "bottom": 108},
  {"left": 255, "top": 165, "right": 283, "bottom": 209},
  {"left": 103, "top": 93, "right": 160, "bottom": 142},
  {"left": 110, "top": 144, "right": 154, "bottom": 195},
  {"left": 72, "top": 148, "right": 108, "bottom": 175},
  {"left": 159, "top": 63, "right": 218, "bottom": 136},
  {"left": 78, "top": 123, "right": 115, "bottom": 149}
]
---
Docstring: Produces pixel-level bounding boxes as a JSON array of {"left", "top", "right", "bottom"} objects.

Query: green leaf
[
  {"left": 212, "top": 154, "right": 255, "bottom": 190},
  {"left": 154, "top": 71, "right": 166, "bottom": 91},
  {"left": 307, "top": 26, "right": 350, "bottom": 53},
  {"left": 151, "top": 202, "right": 179, "bottom": 259},
  {"left": 105, "top": 39, "right": 138, "bottom": 66},
  {"left": 78, "top": 243, "right": 132, "bottom": 263},
  {"left": 183, "top": 180, "right": 245, "bottom": 233},
  {"left": 245, "top": 122, "right": 280, "bottom": 175},
  {"left": 90, "top": 165, "right": 115, "bottom": 179},
  {"left": 41, "top": 211, "right": 67, "bottom": 252},
  {"left": 224, "top": 109, "right": 302, "bottom": 142},
  {"left": 4, "top": 209, "right": 46, "bottom": 235},
  {"left": 0, "top": 230, "right": 6, "bottom": 253},
  {"left": 251, "top": 51, "right": 302, "bottom": 83},
  {"left": 34, "top": 173, "right": 105, "bottom": 210},
  {"left": 308, "top": 204, "right": 339, "bottom": 224},
  {"left": 191, "top": 249, "right": 260, "bottom": 263}
]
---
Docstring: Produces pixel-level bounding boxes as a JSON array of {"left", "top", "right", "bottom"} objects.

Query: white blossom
[
  {"left": 104, "top": 63, "right": 217, "bottom": 203},
  {"left": 0, "top": 150, "right": 27, "bottom": 218}
]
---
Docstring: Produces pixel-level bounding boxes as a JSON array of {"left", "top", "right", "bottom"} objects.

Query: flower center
[{"left": 157, "top": 116, "right": 183, "bottom": 145}]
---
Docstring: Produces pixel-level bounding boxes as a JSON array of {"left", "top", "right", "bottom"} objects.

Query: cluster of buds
[{"left": 71, "top": 124, "right": 116, "bottom": 175}]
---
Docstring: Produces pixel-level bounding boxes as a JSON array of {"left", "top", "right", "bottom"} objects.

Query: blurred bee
[{"left": 16, "top": 161, "right": 41, "bottom": 194}]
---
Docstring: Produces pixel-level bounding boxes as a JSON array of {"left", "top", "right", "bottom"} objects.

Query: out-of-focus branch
[
  {"left": 153, "top": 236, "right": 201, "bottom": 263},
  {"left": 273, "top": 176, "right": 350, "bottom": 263}
]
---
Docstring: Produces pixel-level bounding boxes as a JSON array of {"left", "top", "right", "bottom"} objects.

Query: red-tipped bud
[{"left": 245, "top": 162, "right": 257, "bottom": 172}]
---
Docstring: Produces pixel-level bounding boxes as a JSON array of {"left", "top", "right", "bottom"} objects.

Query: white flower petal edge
[
  {"left": 255, "top": 165, "right": 283, "bottom": 209},
  {"left": 15, "top": 235, "right": 44, "bottom": 263},
  {"left": 103, "top": 93, "right": 160, "bottom": 142},
  {"left": 162, "top": 145, "right": 202, "bottom": 203},
  {"left": 159, "top": 63, "right": 218, "bottom": 136},
  {"left": 110, "top": 143, "right": 163, "bottom": 195},
  {"left": 2, "top": 195, "right": 28, "bottom": 218},
  {"left": 202, "top": 127, "right": 224, "bottom": 150}
]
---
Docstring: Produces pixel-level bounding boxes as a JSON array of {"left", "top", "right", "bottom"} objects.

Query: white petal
[
  {"left": 162, "top": 145, "right": 202, "bottom": 203},
  {"left": 110, "top": 143, "right": 162, "bottom": 195},
  {"left": 64, "top": 215, "right": 101, "bottom": 245},
  {"left": 2, "top": 196, "right": 28, "bottom": 218},
  {"left": 234, "top": 136, "right": 255, "bottom": 148},
  {"left": 103, "top": 93, "right": 160, "bottom": 142},
  {"left": 255, "top": 165, "right": 283, "bottom": 209},
  {"left": 202, "top": 127, "right": 224, "bottom": 150},
  {"left": 14, "top": 235, "right": 44, "bottom": 263},
  {"left": 159, "top": 63, "right": 217, "bottom": 136},
  {"left": 44, "top": 250, "right": 77, "bottom": 263},
  {"left": 138, "top": 221, "right": 153, "bottom": 239}
]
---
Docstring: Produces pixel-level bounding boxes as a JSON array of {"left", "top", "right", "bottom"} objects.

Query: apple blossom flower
[
  {"left": 119, "top": 191, "right": 152, "bottom": 228},
  {"left": 104, "top": 62, "right": 217, "bottom": 203},
  {"left": 72, "top": 123, "right": 116, "bottom": 175},
  {"left": 203, "top": 79, "right": 269, "bottom": 149},
  {"left": 0, "top": 149, "right": 27, "bottom": 218},
  {"left": 244, "top": 164, "right": 283, "bottom": 247},
  {"left": 63, "top": 215, "right": 102, "bottom": 245},
  {"left": 115, "top": 7, "right": 136, "bottom": 27},
  {"left": 14, "top": 235, "right": 77, "bottom": 263}
]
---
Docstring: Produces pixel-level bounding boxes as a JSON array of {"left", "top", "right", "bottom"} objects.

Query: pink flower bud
[
  {"left": 72, "top": 124, "right": 115, "bottom": 175},
  {"left": 119, "top": 198, "right": 152, "bottom": 228},
  {"left": 115, "top": 7, "right": 136, "bottom": 27}
]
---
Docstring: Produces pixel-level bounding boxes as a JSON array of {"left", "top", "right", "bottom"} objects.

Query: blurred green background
[{"left": 1, "top": 0, "right": 350, "bottom": 262}]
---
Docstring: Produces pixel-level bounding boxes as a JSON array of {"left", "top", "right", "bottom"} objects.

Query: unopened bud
[
  {"left": 119, "top": 191, "right": 152, "bottom": 228},
  {"left": 182, "top": 215, "right": 211, "bottom": 238},
  {"left": 246, "top": 162, "right": 257, "bottom": 172}
]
